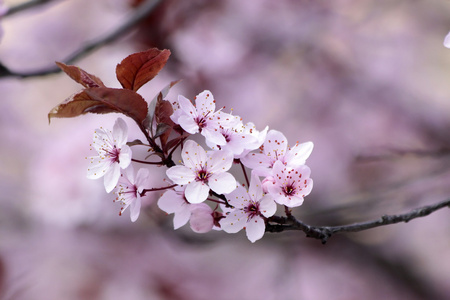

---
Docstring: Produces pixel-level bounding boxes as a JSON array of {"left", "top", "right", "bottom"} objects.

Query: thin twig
[
  {"left": 0, "top": 0, "right": 163, "bottom": 78},
  {"left": 266, "top": 199, "right": 450, "bottom": 244},
  {"left": 3, "top": 0, "right": 56, "bottom": 17}
]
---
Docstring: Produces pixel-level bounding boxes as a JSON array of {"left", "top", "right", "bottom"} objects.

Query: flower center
[
  {"left": 283, "top": 183, "right": 296, "bottom": 196},
  {"left": 244, "top": 201, "right": 260, "bottom": 220},
  {"left": 104, "top": 145, "right": 121, "bottom": 163},
  {"left": 196, "top": 167, "right": 210, "bottom": 182}
]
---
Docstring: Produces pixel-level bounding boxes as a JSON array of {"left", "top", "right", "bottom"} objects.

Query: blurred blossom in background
[{"left": 1, "top": 0, "right": 450, "bottom": 299}]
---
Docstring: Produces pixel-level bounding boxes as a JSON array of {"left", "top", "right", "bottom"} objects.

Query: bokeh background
[{"left": 2, "top": 0, "right": 450, "bottom": 299}]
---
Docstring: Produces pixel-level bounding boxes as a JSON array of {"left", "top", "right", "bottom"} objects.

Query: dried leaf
[
  {"left": 116, "top": 48, "right": 171, "bottom": 92},
  {"left": 56, "top": 62, "right": 105, "bottom": 88},
  {"left": 48, "top": 87, "right": 148, "bottom": 125}
]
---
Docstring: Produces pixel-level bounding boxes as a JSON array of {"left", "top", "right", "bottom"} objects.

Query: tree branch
[
  {"left": 266, "top": 199, "right": 450, "bottom": 244},
  {"left": 0, "top": 0, "right": 163, "bottom": 78},
  {"left": 4, "top": 0, "right": 56, "bottom": 17}
]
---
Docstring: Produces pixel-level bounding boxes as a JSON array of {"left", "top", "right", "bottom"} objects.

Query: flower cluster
[{"left": 86, "top": 90, "right": 313, "bottom": 242}]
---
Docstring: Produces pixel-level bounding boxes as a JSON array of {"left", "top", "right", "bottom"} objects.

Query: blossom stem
[
  {"left": 210, "top": 190, "right": 233, "bottom": 208},
  {"left": 141, "top": 184, "right": 178, "bottom": 196},
  {"left": 131, "top": 158, "right": 164, "bottom": 165},
  {"left": 206, "top": 197, "right": 228, "bottom": 205},
  {"left": 239, "top": 160, "right": 250, "bottom": 187}
]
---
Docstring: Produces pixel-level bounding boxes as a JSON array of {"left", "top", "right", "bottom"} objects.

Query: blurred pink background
[{"left": 1, "top": 0, "right": 450, "bottom": 299}]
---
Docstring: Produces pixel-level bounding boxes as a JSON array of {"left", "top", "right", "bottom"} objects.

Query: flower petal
[
  {"left": 182, "top": 140, "right": 207, "bottom": 169},
  {"left": 86, "top": 156, "right": 110, "bottom": 179},
  {"left": 264, "top": 130, "right": 288, "bottom": 160},
  {"left": 220, "top": 210, "right": 246, "bottom": 233},
  {"left": 209, "top": 172, "right": 236, "bottom": 195},
  {"left": 104, "top": 163, "right": 121, "bottom": 193},
  {"left": 129, "top": 196, "right": 141, "bottom": 222},
  {"left": 157, "top": 190, "right": 186, "bottom": 214},
  {"left": 166, "top": 165, "right": 196, "bottom": 185},
  {"left": 178, "top": 115, "right": 200, "bottom": 134},
  {"left": 185, "top": 181, "right": 210, "bottom": 203},
  {"left": 173, "top": 205, "right": 191, "bottom": 229},
  {"left": 201, "top": 127, "right": 227, "bottom": 146},
  {"left": 194, "top": 90, "right": 215, "bottom": 116},
  {"left": 118, "top": 145, "right": 132, "bottom": 169},
  {"left": 208, "top": 150, "right": 233, "bottom": 174},
  {"left": 112, "top": 118, "right": 128, "bottom": 147},
  {"left": 189, "top": 203, "right": 214, "bottom": 233},
  {"left": 285, "top": 141, "right": 313, "bottom": 168},
  {"left": 245, "top": 217, "right": 266, "bottom": 243},
  {"left": 248, "top": 172, "right": 263, "bottom": 201},
  {"left": 259, "top": 195, "right": 277, "bottom": 217}
]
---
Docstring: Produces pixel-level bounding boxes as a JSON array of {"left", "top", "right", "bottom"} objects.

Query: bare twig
[
  {"left": 266, "top": 199, "right": 450, "bottom": 244},
  {"left": 0, "top": 0, "right": 163, "bottom": 78},
  {"left": 3, "top": 0, "right": 56, "bottom": 17}
]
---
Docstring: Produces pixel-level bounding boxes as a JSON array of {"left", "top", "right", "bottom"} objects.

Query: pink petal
[
  {"left": 201, "top": 127, "right": 227, "bottom": 146},
  {"left": 241, "top": 152, "right": 271, "bottom": 170},
  {"left": 135, "top": 168, "right": 150, "bottom": 191},
  {"left": 86, "top": 156, "right": 110, "bottom": 179},
  {"left": 173, "top": 206, "right": 191, "bottom": 229},
  {"left": 264, "top": 130, "right": 288, "bottom": 159},
  {"left": 194, "top": 90, "right": 215, "bottom": 116},
  {"left": 219, "top": 211, "right": 246, "bottom": 233},
  {"left": 130, "top": 196, "right": 141, "bottom": 222},
  {"left": 185, "top": 181, "right": 210, "bottom": 203},
  {"left": 248, "top": 173, "right": 263, "bottom": 201},
  {"left": 178, "top": 95, "right": 197, "bottom": 117},
  {"left": 112, "top": 118, "right": 128, "bottom": 147},
  {"left": 245, "top": 217, "right": 266, "bottom": 243},
  {"left": 259, "top": 195, "right": 277, "bottom": 217},
  {"left": 284, "top": 141, "right": 313, "bottom": 167},
  {"left": 182, "top": 140, "right": 207, "bottom": 169},
  {"left": 225, "top": 185, "right": 248, "bottom": 209},
  {"left": 157, "top": 190, "right": 185, "bottom": 214},
  {"left": 118, "top": 145, "right": 132, "bottom": 169},
  {"left": 104, "top": 163, "right": 121, "bottom": 193},
  {"left": 178, "top": 115, "right": 200, "bottom": 134},
  {"left": 166, "top": 165, "right": 196, "bottom": 185},
  {"left": 208, "top": 150, "right": 233, "bottom": 174},
  {"left": 189, "top": 203, "right": 214, "bottom": 233},
  {"left": 208, "top": 172, "right": 236, "bottom": 195}
]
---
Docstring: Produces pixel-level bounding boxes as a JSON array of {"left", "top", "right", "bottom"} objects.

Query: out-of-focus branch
[
  {"left": 4, "top": 0, "right": 56, "bottom": 17},
  {"left": 0, "top": 0, "right": 163, "bottom": 78},
  {"left": 355, "top": 147, "right": 450, "bottom": 162},
  {"left": 267, "top": 199, "right": 450, "bottom": 244}
]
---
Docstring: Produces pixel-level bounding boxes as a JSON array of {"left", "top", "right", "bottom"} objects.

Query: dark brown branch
[
  {"left": 0, "top": 0, "right": 163, "bottom": 78},
  {"left": 3, "top": 0, "right": 56, "bottom": 17},
  {"left": 266, "top": 199, "right": 450, "bottom": 244}
]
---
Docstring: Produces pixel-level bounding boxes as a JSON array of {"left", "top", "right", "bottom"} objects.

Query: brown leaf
[
  {"left": 116, "top": 48, "right": 171, "bottom": 91},
  {"left": 48, "top": 87, "right": 148, "bottom": 125},
  {"left": 56, "top": 62, "right": 105, "bottom": 88}
]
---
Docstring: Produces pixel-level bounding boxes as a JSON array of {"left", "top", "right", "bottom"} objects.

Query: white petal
[
  {"left": 219, "top": 211, "right": 246, "bottom": 233},
  {"left": 225, "top": 185, "right": 248, "bottom": 209},
  {"left": 135, "top": 168, "right": 150, "bottom": 191},
  {"left": 445, "top": 31, "right": 450, "bottom": 48},
  {"left": 208, "top": 172, "right": 236, "bottom": 195},
  {"left": 245, "top": 217, "right": 266, "bottom": 243},
  {"left": 104, "top": 163, "right": 121, "bottom": 193},
  {"left": 248, "top": 172, "right": 263, "bottom": 201},
  {"left": 173, "top": 206, "right": 191, "bottom": 229},
  {"left": 185, "top": 181, "right": 210, "bottom": 203},
  {"left": 178, "top": 94, "right": 197, "bottom": 116},
  {"left": 284, "top": 141, "right": 313, "bottom": 167},
  {"left": 240, "top": 152, "right": 271, "bottom": 170},
  {"left": 157, "top": 190, "right": 186, "bottom": 214},
  {"left": 130, "top": 196, "right": 141, "bottom": 222},
  {"left": 259, "top": 195, "right": 277, "bottom": 217},
  {"left": 201, "top": 127, "right": 227, "bottom": 146},
  {"left": 113, "top": 118, "right": 128, "bottom": 147},
  {"left": 194, "top": 90, "right": 215, "bottom": 116},
  {"left": 182, "top": 140, "right": 207, "bottom": 169},
  {"left": 264, "top": 130, "right": 288, "bottom": 159},
  {"left": 118, "top": 145, "right": 132, "bottom": 169},
  {"left": 208, "top": 150, "right": 233, "bottom": 174},
  {"left": 86, "top": 156, "right": 110, "bottom": 179},
  {"left": 166, "top": 165, "right": 196, "bottom": 185},
  {"left": 178, "top": 115, "right": 200, "bottom": 134},
  {"left": 189, "top": 203, "right": 214, "bottom": 233}
]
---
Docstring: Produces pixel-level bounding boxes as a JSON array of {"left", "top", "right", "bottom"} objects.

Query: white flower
[
  {"left": 166, "top": 140, "right": 236, "bottom": 204},
  {"left": 267, "top": 160, "right": 313, "bottom": 207},
  {"left": 170, "top": 90, "right": 234, "bottom": 145},
  {"left": 205, "top": 115, "right": 268, "bottom": 158},
  {"left": 444, "top": 31, "right": 450, "bottom": 49},
  {"left": 87, "top": 118, "right": 132, "bottom": 193},
  {"left": 114, "top": 166, "right": 149, "bottom": 222},
  {"left": 241, "top": 130, "right": 313, "bottom": 176},
  {"left": 220, "top": 173, "right": 277, "bottom": 243}
]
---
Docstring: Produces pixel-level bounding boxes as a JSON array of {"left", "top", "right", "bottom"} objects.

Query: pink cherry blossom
[
  {"left": 114, "top": 166, "right": 149, "bottom": 222},
  {"left": 166, "top": 140, "right": 236, "bottom": 203},
  {"left": 189, "top": 203, "right": 215, "bottom": 233},
  {"left": 170, "top": 90, "right": 234, "bottom": 145},
  {"left": 87, "top": 118, "right": 132, "bottom": 193},
  {"left": 220, "top": 173, "right": 277, "bottom": 243},
  {"left": 267, "top": 160, "right": 313, "bottom": 207},
  {"left": 241, "top": 130, "right": 313, "bottom": 176},
  {"left": 205, "top": 115, "right": 268, "bottom": 157}
]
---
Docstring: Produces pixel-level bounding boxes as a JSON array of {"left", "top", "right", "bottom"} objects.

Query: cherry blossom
[
  {"left": 166, "top": 140, "right": 236, "bottom": 203},
  {"left": 170, "top": 90, "right": 236, "bottom": 145},
  {"left": 114, "top": 166, "right": 149, "bottom": 222},
  {"left": 220, "top": 173, "right": 277, "bottom": 243},
  {"left": 241, "top": 130, "right": 313, "bottom": 176},
  {"left": 205, "top": 115, "right": 268, "bottom": 157},
  {"left": 87, "top": 118, "right": 132, "bottom": 193},
  {"left": 267, "top": 160, "right": 313, "bottom": 207},
  {"left": 189, "top": 203, "right": 215, "bottom": 233}
]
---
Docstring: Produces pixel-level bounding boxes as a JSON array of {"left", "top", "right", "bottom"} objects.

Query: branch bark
[
  {"left": 0, "top": 0, "right": 162, "bottom": 78},
  {"left": 266, "top": 199, "right": 450, "bottom": 244}
]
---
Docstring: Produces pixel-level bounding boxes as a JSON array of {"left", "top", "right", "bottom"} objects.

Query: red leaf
[
  {"left": 56, "top": 62, "right": 105, "bottom": 88},
  {"left": 48, "top": 87, "right": 148, "bottom": 125},
  {"left": 116, "top": 48, "right": 171, "bottom": 91}
]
